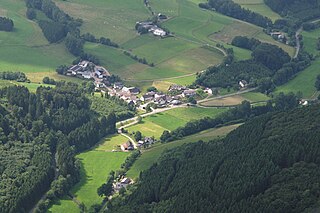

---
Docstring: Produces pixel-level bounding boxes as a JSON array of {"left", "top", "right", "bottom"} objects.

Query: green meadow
[
  {"left": 49, "top": 134, "right": 130, "bottom": 212},
  {"left": 0, "top": 0, "right": 73, "bottom": 75},
  {"left": 276, "top": 28, "right": 320, "bottom": 98},
  {"left": 127, "top": 107, "right": 227, "bottom": 138},
  {"left": 126, "top": 124, "right": 241, "bottom": 179},
  {"left": 47, "top": 198, "right": 79, "bottom": 213},
  {"left": 233, "top": 0, "right": 281, "bottom": 22}
]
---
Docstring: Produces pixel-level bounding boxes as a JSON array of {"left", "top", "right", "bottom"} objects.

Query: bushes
[
  {"left": 42, "top": 77, "right": 56, "bottom": 85},
  {"left": 0, "top": 71, "right": 28, "bottom": 82},
  {"left": 38, "top": 20, "right": 67, "bottom": 43},
  {"left": 0, "top": 17, "right": 14, "bottom": 32},
  {"left": 123, "top": 51, "right": 154, "bottom": 67}
]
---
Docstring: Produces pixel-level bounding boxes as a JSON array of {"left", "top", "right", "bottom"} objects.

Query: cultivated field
[{"left": 126, "top": 124, "right": 241, "bottom": 179}]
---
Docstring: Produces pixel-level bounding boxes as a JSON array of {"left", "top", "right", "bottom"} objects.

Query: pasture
[
  {"left": 233, "top": 0, "right": 281, "bottom": 22},
  {"left": 126, "top": 124, "right": 241, "bottom": 179},
  {"left": 275, "top": 28, "right": 320, "bottom": 98},
  {"left": 49, "top": 134, "right": 130, "bottom": 211},
  {"left": 0, "top": 0, "right": 73, "bottom": 75},
  {"left": 71, "top": 151, "right": 128, "bottom": 208},
  {"left": 48, "top": 198, "right": 79, "bottom": 213}
]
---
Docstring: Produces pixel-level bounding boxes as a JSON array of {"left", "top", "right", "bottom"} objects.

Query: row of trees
[
  {"left": 0, "top": 71, "right": 28, "bottom": 82},
  {"left": 123, "top": 51, "right": 155, "bottom": 67},
  {"left": 107, "top": 104, "right": 320, "bottom": 212},
  {"left": 199, "top": 0, "right": 272, "bottom": 28},
  {"left": 0, "top": 17, "right": 14, "bottom": 32},
  {"left": 82, "top": 33, "right": 119, "bottom": 48}
]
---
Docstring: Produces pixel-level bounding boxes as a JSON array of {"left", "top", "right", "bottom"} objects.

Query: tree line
[{"left": 199, "top": 0, "right": 272, "bottom": 28}]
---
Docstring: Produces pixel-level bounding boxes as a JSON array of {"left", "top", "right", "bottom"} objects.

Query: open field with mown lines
[
  {"left": 126, "top": 124, "right": 241, "bottom": 179},
  {"left": 200, "top": 92, "right": 270, "bottom": 107}
]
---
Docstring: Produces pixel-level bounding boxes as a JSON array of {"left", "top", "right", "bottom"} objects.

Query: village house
[
  {"left": 94, "top": 81, "right": 105, "bottom": 88},
  {"left": 68, "top": 65, "right": 83, "bottom": 75},
  {"left": 121, "top": 141, "right": 134, "bottom": 151},
  {"left": 144, "top": 137, "right": 155, "bottom": 145},
  {"left": 114, "top": 82, "right": 124, "bottom": 90},
  {"left": 141, "top": 93, "right": 154, "bottom": 102},
  {"left": 113, "top": 177, "right": 132, "bottom": 191},
  {"left": 239, "top": 80, "right": 248, "bottom": 88},
  {"left": 153, "top": 28, "right": 166, "bottom": 37},
  {"left": 158, "top": 13, "right": 167, "bottom": 20},
  {"left": 122, "top": 87, "right": 140, "bottom": 95},
  {"left": 182, "top": 89, "right": 196, "bottom": 98},
  {"left": 169, "top": 84, "right": 187, "bottom": 92},
  {"left": 204, "top": 88, "right": 213, "bottom": 95},
  {"left": 171, "top": 100, "right": 181, "bottom": 105},
  {"left": 81, "top": 71, "right": 92, "bottom": 79}
]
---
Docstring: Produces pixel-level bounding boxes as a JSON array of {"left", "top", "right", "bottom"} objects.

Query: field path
[{"left": 294, "top": 27, "right": 303, "bottom": 58}]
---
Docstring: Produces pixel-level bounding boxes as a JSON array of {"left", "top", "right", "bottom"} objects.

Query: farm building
[
  {"left": 121, "top": 141, "right": 134, "bottom": 151},
  {"left": 182, "top": 89, "right": 196, "bottom": 97},
  {"left": 239, "top": 80, "right": 248, "bottom": 88}
]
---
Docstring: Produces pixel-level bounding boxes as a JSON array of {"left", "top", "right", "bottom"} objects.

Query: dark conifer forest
[
  {"left": 0, "top": 83, "right": 116, "bottom": 213},
  {"left": 107, "top": 105, "right": 320, "bottom": 213}
]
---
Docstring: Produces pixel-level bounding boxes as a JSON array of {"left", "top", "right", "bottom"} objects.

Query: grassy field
[
  {"left": 126, "top": 124, "right": 241, "bottom": 179},
  {"left": 275, "top": 28, "right": 320, "bottom": 98},
  {"left": 0, "top": 80, "right": 54, "bottom": 92},
  {"left": 276, "top": 59, "right": 320, "bottom": 98},
  {"left": 48, "top": 198, "right": 79, "bottom": 213},
  {"left": 55, "top": 0, "right": 150, "bottom": 44},
  {"left": 71, "top": 151, "right": 128, "bottom": 208},
  {"left": 127, "top": 107, "right": 227, "bottom": 138},
  {"left": 0, "top": 0, "right": 74, "bottom": 75},
  {"left": 233, "top": 0, "right": 281, "bottom": 22},
  {"left": 49, "top": 134, "right": 130, "bottom": 212},
  {"left": 94, "top": 134, "right": 128, "bottom": 152}
]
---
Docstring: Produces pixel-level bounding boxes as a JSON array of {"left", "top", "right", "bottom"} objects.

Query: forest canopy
[{"left": 108, "top": 105, "right": 320, "bottom": 212}]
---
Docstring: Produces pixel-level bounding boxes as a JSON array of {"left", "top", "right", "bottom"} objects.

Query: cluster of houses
[
  {"left": 136, "top": 21, "right": 167, "bottom": 37},
  {"left": 137, "top": 137, "right": 155, "bottom": 148},
  {"left": 67, "top": 60, "right": 116, "bottom": 91},
  {"left": 67, "top": 61, "right": 110, "bottom": 81}
]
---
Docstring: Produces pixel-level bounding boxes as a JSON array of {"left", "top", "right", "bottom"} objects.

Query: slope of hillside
[
  {"left": 0, "top": 0, "right": 73, "bottom": 76},
  {"left": 108, "top": 105, "right": 320, "bottom": 212}
]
